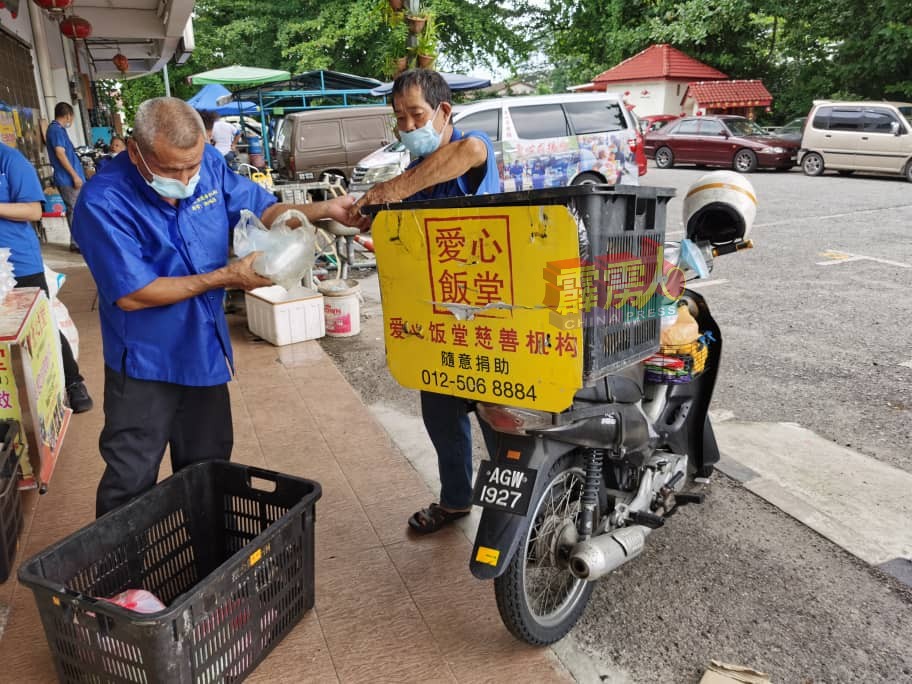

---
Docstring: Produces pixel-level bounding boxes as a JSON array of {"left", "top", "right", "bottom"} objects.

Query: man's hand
[
  {"left": 349, "top": 180, "right": 405, "bottom": 230},
  {"left": 223, "top": 252, "right": 272, "bottom": 291},
  {"left": 73, "top": 176, "right": 84, "bottom": 190},
  {"left": 322, "top": 194, "right": 370, "bottom": 232}
]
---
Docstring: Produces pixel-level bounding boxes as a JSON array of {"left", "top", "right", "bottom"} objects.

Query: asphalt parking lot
[{"left": 321, "top": 164, "right": 912, "bottom": 683}]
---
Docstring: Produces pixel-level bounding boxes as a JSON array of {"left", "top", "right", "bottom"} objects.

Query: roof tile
[
  {"left": 684, "top": 80, "right": 772, "bottom": 107},
  {"left": 592, "top": 44, "right": 728, "bottom": 84}
]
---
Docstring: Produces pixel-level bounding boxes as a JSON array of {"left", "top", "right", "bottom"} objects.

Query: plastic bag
[
  {"left": 52, "top": 298, "right": 79, "bottom": 360},
  {"left": 233, "top": 209, "right": 316, "bottom": 291},
  {"left": 99, "top": 588, "right": 166, "bottom": 614}
]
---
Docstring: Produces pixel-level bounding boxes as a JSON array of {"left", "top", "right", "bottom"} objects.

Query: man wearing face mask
[
  {"left": 352, "top": 69, "right": 500, "bottom": 534},
  {"left": 74, "top": 97, "right": 367, "bottom": 517},
  {"left": 46, "top": 102, "right": 86, "bottom": 252}
]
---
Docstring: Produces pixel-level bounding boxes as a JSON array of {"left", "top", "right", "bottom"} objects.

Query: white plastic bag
[
  {"left": 52, "top": 298, "right": 79, "bottom": 361},
  {"left": 232, "top": 209, "right": 316, "bottom": 291}
]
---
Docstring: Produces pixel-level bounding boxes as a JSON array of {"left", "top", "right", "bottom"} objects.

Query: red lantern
[
  {"left": 60, "top": 16, "right": 91, "bottom": 39},
  {"left": 112, "top": 54, "right": 129, "bottom": 73},
  {"left": 33, "top": 0, "right": 72, "bottom": 9}
]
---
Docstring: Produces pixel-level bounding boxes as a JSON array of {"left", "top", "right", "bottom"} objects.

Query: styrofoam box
[{"left": 245, "top": 286, "right": 325, "bottom": 346}]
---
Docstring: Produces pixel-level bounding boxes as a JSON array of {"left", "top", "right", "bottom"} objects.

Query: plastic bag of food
[
  {"left": 233, "top": 209, "right": 316, "bottom": 291},
  {"left": 99, "top": 588, "right": 166, "bottom": 614}
]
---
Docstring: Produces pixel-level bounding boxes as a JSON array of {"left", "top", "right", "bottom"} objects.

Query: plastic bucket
[{"left": 317, "top": 279, "right": 361, "bottom": 337}]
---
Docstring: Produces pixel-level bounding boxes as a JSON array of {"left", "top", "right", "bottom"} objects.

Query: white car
[{"left": 349, "top": 141, "right": 410, "bottom": 193}]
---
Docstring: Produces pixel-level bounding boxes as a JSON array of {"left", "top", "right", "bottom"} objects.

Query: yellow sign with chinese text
[{"left": 373, "top": 205, "right": 584, "bottom": 412}]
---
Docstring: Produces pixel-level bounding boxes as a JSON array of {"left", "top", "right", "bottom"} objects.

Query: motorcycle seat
[{"left": 574, "top": 364, "right": 644, "bottom": 404}]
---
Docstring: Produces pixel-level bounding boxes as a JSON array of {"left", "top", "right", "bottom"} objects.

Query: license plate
[{"left": 472, "top": 461, "right": 536, "bottom": 516}]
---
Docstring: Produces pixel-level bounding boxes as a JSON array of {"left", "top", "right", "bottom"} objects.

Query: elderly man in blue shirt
[
  {"left": 0, "top": 141, "right": 93, "bottom": 413},
  {"left": 75, "top": 97, "right": 366, "bottom": 517}
]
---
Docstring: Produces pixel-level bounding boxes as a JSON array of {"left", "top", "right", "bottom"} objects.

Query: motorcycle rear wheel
[{"left": 494, "top": 453, "right": 595, "bottom": 645}]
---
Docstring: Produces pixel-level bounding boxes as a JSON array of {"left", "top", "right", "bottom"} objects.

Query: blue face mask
[
  {"left": 136, "top": 145, "right": 201, "bottom": 200},
  {"left": 399, "top": 106, "right": 444, "bottom": 158}
]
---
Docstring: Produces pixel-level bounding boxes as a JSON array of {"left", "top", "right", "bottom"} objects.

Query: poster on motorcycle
[{"left": 372, "top": 204, "right": 585, "bottom": 412}]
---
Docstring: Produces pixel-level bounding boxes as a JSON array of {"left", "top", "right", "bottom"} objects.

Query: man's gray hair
[{"left": 132, "top": 97, "right": 205, "bottom": 151}]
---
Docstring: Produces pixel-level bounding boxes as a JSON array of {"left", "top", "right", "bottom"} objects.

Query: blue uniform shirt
[
  {"left": 0, "top": 142, "right": 45, "bottom": 278},
  {"left": 46, "top": 121, "right": 85, "bottom": 188},
  {"left": 73, "top": 145, "right": 277, "bottom": 386},
  {"left": 406, "top": 129, "right": 499, "bottom": 200}
]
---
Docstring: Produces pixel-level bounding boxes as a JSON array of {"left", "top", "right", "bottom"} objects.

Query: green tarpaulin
[{"left": 190, "top": 66, "right": 291, "bottom": 86}]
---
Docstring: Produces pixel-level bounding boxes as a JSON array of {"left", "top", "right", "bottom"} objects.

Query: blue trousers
[{"left": 420, "top": 391, "right": 496, "bottom": 509}]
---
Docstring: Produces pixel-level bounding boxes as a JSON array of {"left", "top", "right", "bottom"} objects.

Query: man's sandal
[{"left": 408, "top": 503, "right": 470, "bottom": 534}]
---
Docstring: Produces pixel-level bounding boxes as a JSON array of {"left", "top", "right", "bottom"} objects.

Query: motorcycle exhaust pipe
[{"left": 569, "top": 526, "right": 648, "bottom": 581}]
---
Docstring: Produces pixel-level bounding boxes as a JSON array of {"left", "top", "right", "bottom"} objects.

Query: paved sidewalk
[{"left": 0, "top": 265, "right": 570, "bottom": 683}]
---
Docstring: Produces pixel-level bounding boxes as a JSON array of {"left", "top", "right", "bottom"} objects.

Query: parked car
[
  {"left": 800, "top": 101, "right": 912, "bottom": 182},
  {"left": 272, "top": 106, "right": 396, "bottom": 183},
  {"left": 639, "top": 114, "right": 679, "bottom": 134},
  {"left": 645, "top": 115, "right": 799, "bottom": 172},
  {"left": 349, "top": 141, "right": 410, "bottom": 193},
  {"left": 773, "top": 116, "right": 807, "bottom": 143},
  {"left": 350, "top": 92, "right": 646, "bottom": 193}
]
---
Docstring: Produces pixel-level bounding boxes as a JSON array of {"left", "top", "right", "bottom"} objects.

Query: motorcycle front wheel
[{"left": 494, "top": 453, "right": 594, "bottom": 645}]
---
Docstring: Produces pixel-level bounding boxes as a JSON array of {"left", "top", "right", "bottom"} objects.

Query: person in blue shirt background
[
  {"left": 94, "top": 136, "right": 125, "bottom": 173},
  {"left": 45, "top": 102, "right": 86, "bottom": 253},
  {"left": 353, "top": 69, "right": 499, "bottom": 534},
  {"left": 0, "top": 141, "right": 93, "bottom": 413},
  {"left": 75, "top": 97, "right": 367, "bottom": 517}
]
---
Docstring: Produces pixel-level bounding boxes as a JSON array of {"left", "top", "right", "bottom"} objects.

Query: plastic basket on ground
[
  {"left": 0, "top": 419, "right": 21, "bottom": 583},
  {"left": 18, "top": 461, "right": 321, "bottom": 683},
  {"left": 644, "top": 337, "right": 710, "bottom": 384}
]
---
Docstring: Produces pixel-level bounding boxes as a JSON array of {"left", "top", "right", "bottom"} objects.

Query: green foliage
[{"left": 539, "top": 0, "right": 912, "bottom": 122}]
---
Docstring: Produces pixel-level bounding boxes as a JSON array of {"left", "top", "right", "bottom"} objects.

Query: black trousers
[
  {"left": 14, "top": 271, "right": 82, "bottom": 387},
  {"left": 96, "top": 366, "right": 233, "bottom": 517}
]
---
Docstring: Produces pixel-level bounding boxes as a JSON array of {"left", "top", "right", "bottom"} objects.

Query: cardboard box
[{"left": 245, "top": 286, "right": 324, "bottom": 346}]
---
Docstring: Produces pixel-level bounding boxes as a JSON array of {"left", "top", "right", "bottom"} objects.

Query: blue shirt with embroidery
[
  {"left": 72, "top": 145, "right": 277, "bottom": 386},
  {"left": 45, "top": 120, "right": 86, "bottom": 188},
  {"left": 0, "top": 142, "right": 45, "bottom": 278},
  {"left": 405, "top": 129, "right": 499, "bottom": 200}
]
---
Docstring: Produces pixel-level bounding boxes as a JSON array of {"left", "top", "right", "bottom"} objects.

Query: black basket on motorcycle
[
  {"left": 382, "top": 184, "right": 674, "bottom": 384},
  {"left": 643, "top": 335, "right": 711, "bottom": 384},
  {"left": 18, "top": 461, "right": 320, "bottom": 683}
]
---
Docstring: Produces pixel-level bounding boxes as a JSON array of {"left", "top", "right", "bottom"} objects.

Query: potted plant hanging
[
  {"left": 406, "top": 13, "right": 427, "bottom": 34},
  {"left": 415, "top": 17, "right": 437, "bottom": 69}
]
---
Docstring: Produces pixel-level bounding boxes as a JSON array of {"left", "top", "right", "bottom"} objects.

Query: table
[{"left": 0, "top": 287, "right": 70, "bottom": 492}]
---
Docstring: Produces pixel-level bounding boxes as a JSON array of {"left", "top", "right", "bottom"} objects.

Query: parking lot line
[{"left": 816, "top": 250, "right": 911, "bottom": 268}]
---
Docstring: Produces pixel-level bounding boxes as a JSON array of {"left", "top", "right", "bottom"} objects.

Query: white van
[
  {"left": 800, "top": 100, "right": 912, "bottom": 181},
  {"left": 350, "top": 92, "right": 645, "bottom": 192}
]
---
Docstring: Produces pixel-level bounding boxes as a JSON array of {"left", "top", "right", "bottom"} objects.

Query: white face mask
[
  {"left": 135, "top": 144, "right": 200, "bottom": 200},
  {"left": 398, "top": 106, "right": 444, "bottom": 158}
]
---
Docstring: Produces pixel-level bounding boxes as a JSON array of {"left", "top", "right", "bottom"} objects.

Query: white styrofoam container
[{"left": 244, "top": 286, "right": 325, "bottom": 346}]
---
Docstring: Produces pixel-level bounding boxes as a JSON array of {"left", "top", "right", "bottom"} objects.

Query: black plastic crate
[
  {"left": 18, "top": 461, "right": 321, "bottom": 683},
  {"left": 376, "top": 184, "right": 674, "bottom": 384},
  {"left": 0, "top": 419, "right": 21, "bottom": 583}
]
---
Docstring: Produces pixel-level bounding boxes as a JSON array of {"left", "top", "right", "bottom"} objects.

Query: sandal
[{"left": 408, "top": 503, "right": 470, "bottom": 534}]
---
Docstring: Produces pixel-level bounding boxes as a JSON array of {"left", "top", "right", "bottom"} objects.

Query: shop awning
[
  {"left": 370, "top": 72, "right": 491, "bottom": 96},
  {"left": 186, "top": 84, "right": 258, "bottom": 115},
  {"left": 190, "top": 66, "right": 290, "bottom": 86}
]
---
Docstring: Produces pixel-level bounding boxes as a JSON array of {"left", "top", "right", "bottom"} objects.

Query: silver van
[
  {"left": 800, "top": 101, "right": 912, "bottom": 181},
  {"left": 350, "top": 92, "right": 645, "bottom": 192},
  {"left": 273, "top": 106, "right": 396, "bottom": 183}
]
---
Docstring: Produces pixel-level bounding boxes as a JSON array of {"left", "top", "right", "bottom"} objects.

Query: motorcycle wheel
[{"left": 494, "top": 453, "right": 595, "bottom": 645}]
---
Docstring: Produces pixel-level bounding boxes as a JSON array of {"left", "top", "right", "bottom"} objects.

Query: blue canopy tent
[
  {"left": 186, "top": 84, "right": 259, "bottom": 116},
  {"left": 369, "top": 72, "right": 491, "bottom": 96}
]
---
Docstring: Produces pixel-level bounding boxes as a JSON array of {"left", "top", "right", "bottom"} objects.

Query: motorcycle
[{"left": 467, "top": 171, "right": 757, "bottom": 644}]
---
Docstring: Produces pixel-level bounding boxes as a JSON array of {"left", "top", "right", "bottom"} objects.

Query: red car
[{"left": 644, "top": 115, "right": 799, "bottom": 172}]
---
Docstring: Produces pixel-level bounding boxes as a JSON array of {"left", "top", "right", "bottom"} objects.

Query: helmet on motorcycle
[{"left": 682, "top": 170, "right": 756, "bottom": 246}]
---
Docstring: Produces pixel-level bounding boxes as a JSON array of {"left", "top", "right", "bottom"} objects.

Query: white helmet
[{"left": 683, "top": 170, "right": 756, "bottom": 246}]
